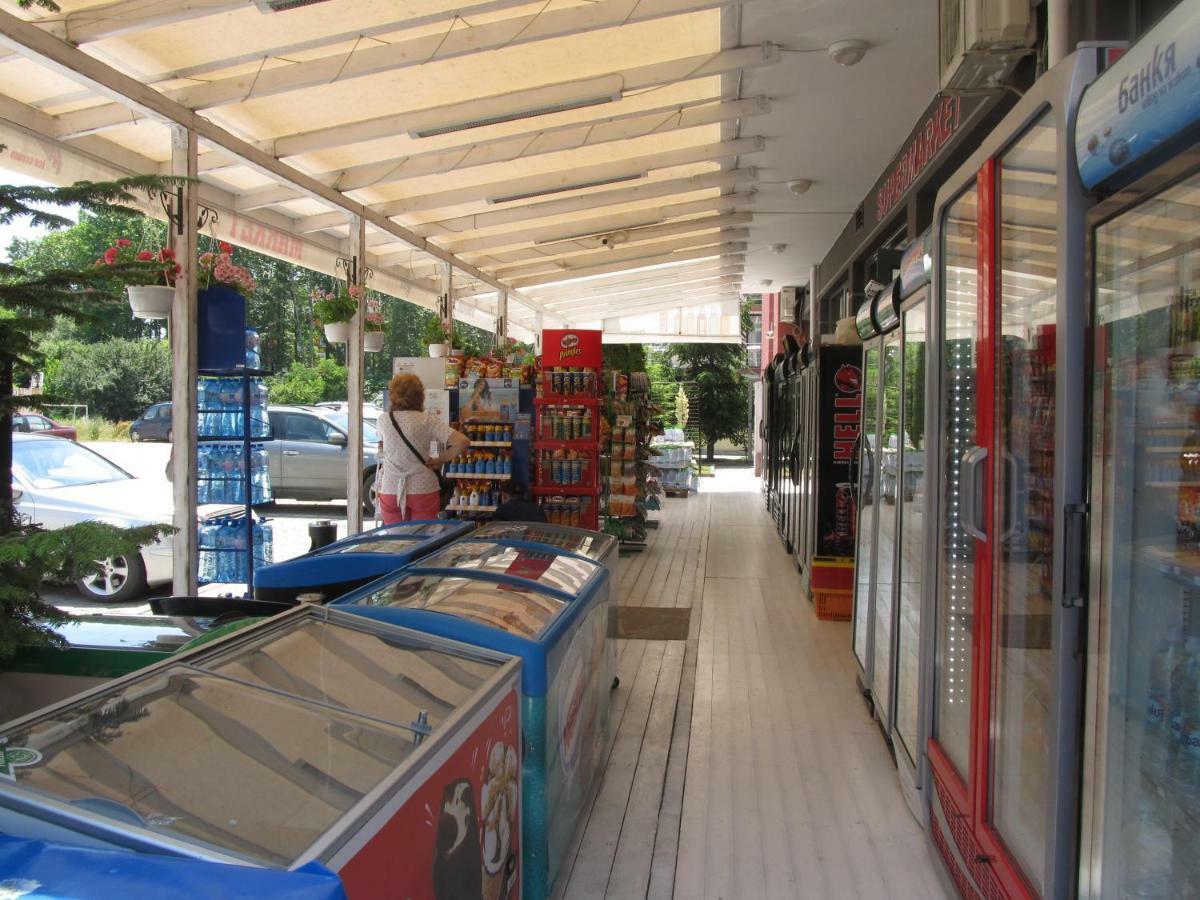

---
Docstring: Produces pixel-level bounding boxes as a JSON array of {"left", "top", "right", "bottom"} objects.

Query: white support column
[
  {"left": 170, "top": 125, "right": 198, "bottom": 595},
  {"left": 497, "top": 290, "right": 508, "bottom": 344},
  {"left": 1047, "top": 0, "right": 1069, "bottom": 68},
  {"left": 346, "top": 215, "right": 366, "bottom": 534}
]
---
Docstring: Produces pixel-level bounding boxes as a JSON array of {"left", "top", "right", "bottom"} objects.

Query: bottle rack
[
  {"left": 196, "top": 366, "right": 273, "bottom": 593},
  {"left": 446, "top": 418, "right": 516, "bottom": 521},
  {"left": 534, "top": 386, "right": 601, "bottom": 530}
]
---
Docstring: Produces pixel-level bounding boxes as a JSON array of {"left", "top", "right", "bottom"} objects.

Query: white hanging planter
[
  {"left": 429, "top": 342, "right": 449, "bottom": 358},
  {"left": 364, "top": 331, "right": 384, "bottom": 352},
  {"left": 126, "top": 285, "right": 174, "bottom": 320},
  {"left": 323, "top": 321, "right": 352, "bottom": 343}
]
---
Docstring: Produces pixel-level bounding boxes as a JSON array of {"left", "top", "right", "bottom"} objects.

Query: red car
[{"left": 13, "top": 412, "right": 78, "bottom": 440}]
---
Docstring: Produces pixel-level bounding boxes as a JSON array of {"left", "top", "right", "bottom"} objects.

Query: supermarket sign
[
  {"left": 1075, "top": 0, "right": 1200, "bottom": 188},
  {"left": 541, "top": 328, "right": 602, "bottom": 368}
]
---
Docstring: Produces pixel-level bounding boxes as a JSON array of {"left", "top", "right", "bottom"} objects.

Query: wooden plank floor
[{"left": 552, "top": 467, "right": 951, "bottom": 900}]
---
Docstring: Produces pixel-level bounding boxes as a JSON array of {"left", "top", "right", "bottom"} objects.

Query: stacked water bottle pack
[
  {"left": 197, "top": 377, "right": 270, "bottom": 438},
  {"left": 197, "top": 443, "right": 272, "bottom": 504},
  {"left": 198, "top": 515, "right": 273, "bottom": 584}
]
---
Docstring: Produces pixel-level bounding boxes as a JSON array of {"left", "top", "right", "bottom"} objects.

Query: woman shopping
[{"left": 378, "top": 373, "right": 469, "bottom": 524}]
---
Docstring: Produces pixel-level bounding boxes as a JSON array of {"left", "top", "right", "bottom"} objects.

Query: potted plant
[
  {"left": 423, "top": 317, "right": 451, "bottom": 357},
  {"left": 363, "top": 296, "right": 385, "bottom": 352},
  {"left": 97, "top": 239, "right": 181, "bottom": 319},
  {"left": 312, "top": 284, "right": 360, "bottom": 344}
]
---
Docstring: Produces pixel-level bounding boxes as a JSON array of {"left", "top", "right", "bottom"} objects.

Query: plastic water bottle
[
  {"left": 251, "top": 380, "right": 270, "bottom": 437},
  {"left": 245, "top": 329, "right": 261, "bottom": 369},
  {"left": 198, "top": 521, "right": 213, "bottom": 583},
  {"left": 260, "top": 520, "right": 273, "bottom": 566},
  {"left": 1168, "top": 637, "right": 1200, "bottom": 790}
]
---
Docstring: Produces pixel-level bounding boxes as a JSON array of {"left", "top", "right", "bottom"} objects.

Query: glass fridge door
[
  {"left": 932, "top": 184, "right": 979, "bottom": 781},
  {"left": 853, "top": 345, "right": 881, "bottom": 673},
  {"left": 1083, "top": 165, "right": 1200, "bottom": 897},
  {"left": 873, "top": 332, "right": 902, "bottom": 725},
  {"left": 989, "top": 112, "right": 1059, "bottom": 894},
  {"left": 895, "top": 300, "right": 927, "bottom": 765}
]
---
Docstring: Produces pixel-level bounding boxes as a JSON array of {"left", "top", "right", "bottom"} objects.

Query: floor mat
[{"left": 617, "top": 606, "right": 691, "bottom": 640}]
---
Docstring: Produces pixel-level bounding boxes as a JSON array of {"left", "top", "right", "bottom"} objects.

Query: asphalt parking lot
[{"left": 46, "top": 441, "right": 369, "bottom": 617}]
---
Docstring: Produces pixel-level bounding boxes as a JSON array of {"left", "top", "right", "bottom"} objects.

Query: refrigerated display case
[
  {"left": 1076, "top": 6, "right": 1200, "bottom": 896},
  {"left": 0, "top": 605, "right": 521, "bottom": 899},
  {"left": 332, "top": 541, "right": 614, "bottom": 899},
  {"left": 253, "top": 519, "right": 473, "bottom": 604},
  {"left": 926, "top": 46, "right": 1105, "bottom": 899},
  {"left": 471, "top": 521, "right": 618, "bottom": 573}
]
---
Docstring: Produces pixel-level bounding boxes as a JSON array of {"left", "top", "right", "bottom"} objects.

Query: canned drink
[
  {"left": 834, "top": 482, "right": 854, "bottom": 542},
  {"left": 570, "top": 459, "right": 582, "bottom": 484}
]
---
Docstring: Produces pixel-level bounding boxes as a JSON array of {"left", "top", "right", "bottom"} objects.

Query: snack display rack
[
  {"left": 534, "top": 329, "right": 604, "bottom": 530},
  {"left": 602, "top": 371, "right": 660, "bottom": 548}
]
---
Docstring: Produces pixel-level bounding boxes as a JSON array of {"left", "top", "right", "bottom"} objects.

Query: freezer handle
[{"left": 959, "top": 445, "right": 988, "bottom": 542}]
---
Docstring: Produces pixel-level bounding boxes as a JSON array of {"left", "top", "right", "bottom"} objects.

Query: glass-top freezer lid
[
  {"left": 473, "top": 522, "right": 615, "bottom": 560},
  {"left": 349, "top": 574, "right": 567, "bottom": 638},
  {"left": 0, "top": 666, "right": 424, "bottom": 867},
  {"left": 368, "top": 522, "right": 463, "bottom": 538},
  {"left": 319, "top": 537, "right": 422, "bottom": 555},
  {"left": 199, "top": 617, "right": 499, "bottom": 731},
  {"left": 418, "top": 541, "right": 599, "bottom": 595}
]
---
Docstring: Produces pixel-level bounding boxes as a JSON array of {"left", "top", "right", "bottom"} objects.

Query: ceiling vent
[{"left": 256, "top": 0, "right": 332, "bottom": 12}]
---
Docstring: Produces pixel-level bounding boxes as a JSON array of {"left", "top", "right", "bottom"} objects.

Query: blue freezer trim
[
  {"left": 0, "top": 835, "right": 347, "bottom": 899},
  {"left": 336, "top": 605, "right": 550, "bottom": 694},
  {"left": 521, "top": 694, "right": 549, "bottom": 900},
  {"left": 254, "top": 552, "right": 412, "bottom": 589}
]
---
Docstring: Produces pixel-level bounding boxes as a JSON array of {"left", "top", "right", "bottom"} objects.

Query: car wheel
[
  {"left": 76, "top": 553, "right": 147, "bottom": 603},
  {"left": 166, "top": 429, "right": 173, "bottom": 443},
  {"left": 363, "top": 470, "right": 378, "bottom": 516},
  {"left": 130, "top": 430, "right": 141, "bottom": 442}
]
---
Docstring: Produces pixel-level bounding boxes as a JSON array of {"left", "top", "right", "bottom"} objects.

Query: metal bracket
[
  {"left": 335, "top": 255, "right": 357, "bottom": 284},
  {"left": 147, "top": 187, "right": 217, "bottom": 236},
  {"left": 409, "top": 710, "right": 431, "bottom": 746}
]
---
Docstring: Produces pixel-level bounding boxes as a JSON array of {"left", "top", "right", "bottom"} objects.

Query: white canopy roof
[{"left": 0, "top": 0, "right": 774, "bottom": 341}]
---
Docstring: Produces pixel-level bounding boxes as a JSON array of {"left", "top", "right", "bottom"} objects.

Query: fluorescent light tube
[
  {"left": 487, "top": 173, "right": 644, "bottom": 205},
  {"left": 410, "top": 93, "right": 621, "bottom": 139}
]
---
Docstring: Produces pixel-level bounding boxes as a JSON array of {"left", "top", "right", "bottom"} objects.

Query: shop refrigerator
[
  {"left": 0, "top": 605, "right": 522, "bottom": 900},
  {"left": 925, "top": 46, "right": 1104, "bottom": 900},
  {"left": 470, "top": 521, "right": 619, "bottom": 582},
  {"left": 800, "top": 343, "right": 863, "bottom": 619},
  {"left": 253, "top": 519, "right": 473, "bottom": 604},
  {"left": 331, "top": 541, "right": 614, "bottom": 899},
  {"left": 1075, "top": 6, "right": 1200, "bottom": 896}
]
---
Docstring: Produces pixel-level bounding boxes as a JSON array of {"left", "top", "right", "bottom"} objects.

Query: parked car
[
  {"left": 265, "top": 406, "right": 381, "bottom": 514},
  {"left": 10, "top": 432, "right": 234, "bottom": 602},
  {"left": 130, "top": 402, "right": 172, "bottom": 442},
  {"left": 163, "top": 405, "right": 381, "bottom": 513},
  {"left": 12, "top": 412, "right": 77, "bottom": 440},
  {"left": 314, "top": 401, "right": 383, "bottom": 426}
]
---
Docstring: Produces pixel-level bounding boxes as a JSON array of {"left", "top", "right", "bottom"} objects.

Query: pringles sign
[{"left": 541, "top": 328, "right": 602, "bottom": 369}]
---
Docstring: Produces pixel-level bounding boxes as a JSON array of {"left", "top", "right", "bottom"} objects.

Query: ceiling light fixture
[
  {"left": 487, "top": 173, "right": 645, "bottom": 205},
  {"left": 788, "top": 179, "right": 814, "bottom": 195},
  {"left": 761, "top": 278, "right": 774, "bottom": 287},
  {"left": 410, "top": 92, "right": 622, "bottom": 139},
  {"left": 828, "top": 39, "right": 868, "bottom": 66},
  {"left": 769, "top": 243, "right": 788, "bottom": 255},
  {"left": 255, "top": 0, "right": 331, "bottom": 11}
]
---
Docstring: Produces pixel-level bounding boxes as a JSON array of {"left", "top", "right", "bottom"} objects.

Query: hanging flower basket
[
  {"left": 429, "top": 342, "right": 449, "bottom": 358},
  {"left": 126, "top": 284, "right": 175, "bottom": 320},
  {"left": 364, "top": 331, "right": 384, "bottom": 352},
  {"left": 324, "top": 321, "right": 352, "bottom": 343}
]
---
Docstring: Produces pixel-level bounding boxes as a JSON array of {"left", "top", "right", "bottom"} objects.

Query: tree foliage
[
  {"left": 0, "top": 175, "right": 183, "bottom": 656},
  {"left": 42, "top": 338, "right": 171, "bottom": 421}
]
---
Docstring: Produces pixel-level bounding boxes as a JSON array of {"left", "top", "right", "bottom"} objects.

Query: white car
[
  {"left": 314, "top": 401, "right": 383, "bottom": 426},
  {"left": 11, "top": 433, "right": 232, "bottom": 602}
]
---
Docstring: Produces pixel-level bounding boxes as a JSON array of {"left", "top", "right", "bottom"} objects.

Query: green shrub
[
  {"left": 266, "top": 359, "right": 347, "bottom": 406},
  {"left": 59, "top": 417, "right": 131, "bottom": 442},
  {"left": 43, "top": 338, "right": 170, "bottom": 421}
]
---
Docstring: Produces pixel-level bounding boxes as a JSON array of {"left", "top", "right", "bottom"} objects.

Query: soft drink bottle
[{"left": 1145, "top": 628, "right": 1185, "bottom": 779}]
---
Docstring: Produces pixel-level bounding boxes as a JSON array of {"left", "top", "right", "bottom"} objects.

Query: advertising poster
[
  {"left": 459, "top": 378, "right": 520, "bottom": 422},
  {"left": 338, "top": 688, "right": 521, "bottom": 900},
  {"left": 393, "top": 357, "right": 447, "bottom": 391},
  {"left": 425, "top": 389, "right": 451, "bottom": 425},
  {"left": 816, "top": 345, "right": 863, "bottom": 558}
]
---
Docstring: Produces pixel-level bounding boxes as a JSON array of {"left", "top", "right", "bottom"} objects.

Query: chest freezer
[
  {"left": 0, "top": 834, "right": 346, "bottom": 899},
  {"left": 254, "top": 519, "right": 474, "bottom": 604},
  {"left": 332, "top": 542, "right": 615, "bottom": 900},
  {"left": 0, "top": 616, "right": 194, "bottom": 725},
  {"left": 471, "top": 522, "right": 617, "bottom": 566},
  {"left": 0, "top": 605, "right": 522, "bottom": 900}
]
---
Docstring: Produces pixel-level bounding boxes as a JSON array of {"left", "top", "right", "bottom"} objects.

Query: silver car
[
  {"left": 264, "top": 406, "right": 381, "bottom": 513},
  {"left": 11, "top": 433, "right": 234, "bottom": 602}
]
